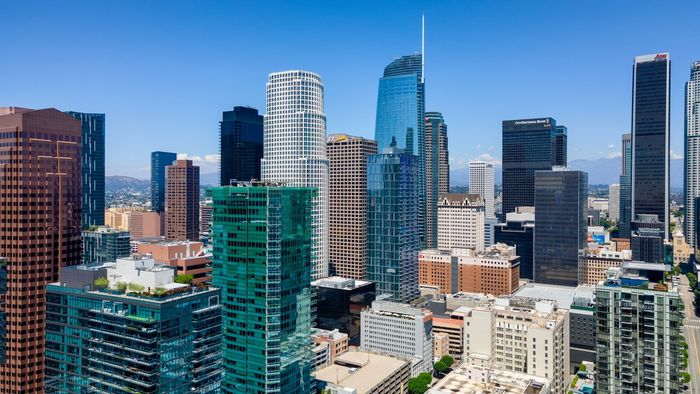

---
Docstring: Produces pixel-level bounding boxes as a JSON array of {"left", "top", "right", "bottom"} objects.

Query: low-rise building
[
  {"left": 82, "top": 226, "right": 131, "bottom": 264},
  {"left": 432, "top": 317, "right": 464, "bottom": 356},
  {"left": 672, "top": 228, "right": 693, "bottom": 265},
  {"left": 136, "top": 240, "right": 212, "bottom": 284},
  {"left": 313, "top": 350, "right": 411, "bottom": 394},
  {"left": 578, "top": 249, "right": 630, "bottom": 285},
  {"left": 312, "top": 329, "right": 349, "bottom": 363},
  {"left": 429, "top": 364, "right": 551, "bottom": 394},
  {"left": 434, "top": 332, "right": 450, "bottom": 358}
]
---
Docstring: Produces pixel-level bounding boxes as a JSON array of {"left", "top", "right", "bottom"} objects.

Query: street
[{"left": 680, "top": 275, "right": 700, "bottom": 394}]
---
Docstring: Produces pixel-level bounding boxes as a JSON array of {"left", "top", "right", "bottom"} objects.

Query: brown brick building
[
  {"left": 136, "top": 240, "right": 212, "bottom": 284},
  {"left": 0, "top": 107, "right": 82, "bottom": 392},
  {"left": 165, "top": 159, "right": 199, "bottom": 241}
]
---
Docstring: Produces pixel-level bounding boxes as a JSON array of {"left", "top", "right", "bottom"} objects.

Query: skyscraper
[
  {"left": 261, "top": 70, "right": 329, "bottom": 279},
  {"left": 151, "top": 151, "right": 177, "bottom": 213},
  {"left": 81, "top": 226, "right": 130, "bottom": 263},
  {"left": 211, "top": 183, "right": 314, "bottom": 394},
  {"left": 375, "top": 54, "right": 426, "bottom": 247},
  {"left": 495, "top": 208, "right": 535, "bottom": 280},
  {"left": 0, "top": 107, "right": 82, "bottom": 392},
  {"left": 534, "top": 169, "right": 587, "bottom": 286},
  {"left": 367, "top": 148, "right": 420, "bottom": 303},
  {"left": 501, "top": 117, "right": 557, "bottom": 217},
  {"left": 66, "top": 111, "right": 105, "bottom": 228},
  {"left": 631, "top": 53, "right": 670, "bottom": 240},
  {"left": 425, "top": 112, "right": 449, "bottom": 248},
  {"left": 437, "top": 194, "right": 485, "bottom": 251},
  {"left": 469, "top": 161, "right": 495, "bottom": 219},
  {"left": 554, "top": 125, "right": 568, "bottom": 166},
  {"left": 219, "top": 106, "right": 263, "bottom": 185},
  {"left": 327, "top": 134, "right": 377, "bottom": 279},
  {"left": 618, "top": 133, "right": 632, "bottom": 238},
  {"left": 685, "top": 61, "right": 700, "bottom": 248},
  {"left": 165, "top": 159, "right": 200, "bottom": 241},
  {"left": 608, "top": 183, "right": 620, "bottom": 222}
]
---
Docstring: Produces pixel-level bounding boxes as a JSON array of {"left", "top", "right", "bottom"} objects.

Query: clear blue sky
[{"left": 2, "top": 1, "right": 699, "bottom": 178}]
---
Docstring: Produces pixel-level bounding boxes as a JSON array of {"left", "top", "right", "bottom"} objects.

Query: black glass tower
[
  {"left": 554, "top": 125, "right": 567, "bottom": 167},
  {"left": 495, "top": 210, "right": 535, "bottom": 280},
  {"left": 501, "top": 118, "right": 557, "bottom": 217},
  {"left": 534, "top": 169, "right": 587, "bottom": 286},
  {"left": 151, "top": 151, "right": 177, "bottom": 213},
  {"left": 219, "top": 107, "right": 263, "bottom": 186},
  {"left": 631, "top": 53, "right": 670, "bottom": 240}
]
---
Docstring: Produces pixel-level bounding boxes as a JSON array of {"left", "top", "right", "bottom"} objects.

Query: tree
[
  {"left": 94, "top": 277, "right": 109, "bottom": 289},
  {"left": 408, "top": 372, "right": 432, "bottom": 394},
  {"left": 152, "top": 287, "right": 167, "bottom": 296},
  {"left": 116, "top": 282, "right": 128, "bottom": 292},
  {"left": 687, "top": 273, "right": 697, "bottom": 289},
  {"left": 434, "top": 360, "right": 448, "bottom": 375},
  {"left": 174, "top": 274, "right": 195, "bottom": 284},
  {"left": 127, "top": 282, "right": 145, "bottom": 293},
  {"left": 439, "top": 355, "right": 454, "bottom": 369},
  {"left": 681, "top": 371, "right": 691, "bottom": 384}
]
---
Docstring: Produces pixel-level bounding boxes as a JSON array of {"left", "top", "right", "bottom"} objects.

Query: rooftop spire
[{"left": 421, "top": 14, "right": 425, "bottom": 83}]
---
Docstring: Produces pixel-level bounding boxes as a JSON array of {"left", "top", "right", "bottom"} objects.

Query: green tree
[
  {"left": 127, "top": 282, "right": 145, "bottom": 293},
  {"left": 174, "top": 274, "right": 195, "bottom": 284},
  {"left": 408, "top": 372, "right": 432, "bottom": 394},
  {"left": 681, "top": 371, "right": 691, "bottom": 384},
  {"left": 152, "top": 287, "right": 167, "bottom": 296},
  {"left": 439, "top": 355, "right": 454, "bottom": 369},
  {"left": 93, "top": 277, "right": 109, "bottom": 289},
  {"left": 116, "top": 282, "right": 128, "bottom": 292},
  {"left": 434, "top": 360, "right": 448, "bottom": 375},
  {"left": 687, "top": 273, "right": 697, "bottom": 289}
]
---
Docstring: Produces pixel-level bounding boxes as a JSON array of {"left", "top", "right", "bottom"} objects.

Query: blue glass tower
[
  {"left": 375, "top": 54, "right": 426, "bottom": 247},
  {"left": 219, "top": 106, "right": 263, "bottom": 186},
  {"left": 151, "top": 151, "right": 177, "bottom": 213},
  {"left": 619, "top": 133, "right": 632, "bottom": 238},
  {"left": 366, "top": 148, "right": 419, "bottom": 303},
  {"left": 66, "top": 112, "right": 105, "bottom": 229}
]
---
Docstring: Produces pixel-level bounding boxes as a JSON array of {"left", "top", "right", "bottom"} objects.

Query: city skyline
[{"left": 2, "top": 2, "right": 699, "bottom": 179}]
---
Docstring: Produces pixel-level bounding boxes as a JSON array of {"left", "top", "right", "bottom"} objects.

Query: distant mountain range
[
  {"left": 105, "top": 175, "right": 150, "bottom": 192},
  {"left": 450, "top": 158, "right": 683, "bottom": 188}
]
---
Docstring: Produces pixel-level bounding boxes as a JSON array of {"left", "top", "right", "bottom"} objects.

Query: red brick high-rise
[
  {"left": 165, "top": 159, "right": 200, "bottom": 241},
  {"left": 0, "top": 107, "right": 82, "bottom": 392}
]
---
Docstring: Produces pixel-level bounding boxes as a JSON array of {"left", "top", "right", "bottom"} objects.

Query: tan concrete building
[
  {"left": 429, "top": 365, "right": 551, "bottom": 394},
  {"left": 327, "top": 134, "right": 377, "bottom": 279},
  {"left": 105, "top": 208, "right": 160, "bottom": 239},
  {"left": 578, "top": 249, "right": 630, "bottom": 285},
  {"left": 312, "top": 329, "right": 349, "bottom": 363},
  {"left": 434, "top": 332, "right": 451, "bottom": 358},
  {"left": 672, "top": 228, "right": 693, "bottom": 265},
  {"left": 437, "top": 194, "right": 485, "bottom": 251},
  {"left": 136, "top": 240, "right": 211, "bottom": 284},
  {"left": 165, "top": 159, "right": 199, "bottom": 241},
  {"left": 432, "top": 317, "right": 464, "bottom": 356},
  {"left": 419, "top": 244, "right": 520, "bottom": 296},
  {"left": 313, "top": 350, "right": 411, "bottom": 394}
]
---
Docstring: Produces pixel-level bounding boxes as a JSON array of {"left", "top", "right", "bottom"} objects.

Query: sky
[{"left": 2, "top": 1, "right": 699, "bottom": 178}]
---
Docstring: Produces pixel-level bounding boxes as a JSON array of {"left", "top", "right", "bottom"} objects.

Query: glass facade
[
  {"left": 313, "top": 280, "right": 375, "bottom": 346},
  {"left": 534, "top": 169, "right": 587, "bottom": 286},
  {"left": 82, "top": 227, "right": 131, "bottom": 264},
  {"left": 619, "top": 133, "right": 632, "bottom": 238},
  {"left": 494, "top": 220, "right": 534, "bottom": 280},
  {"left": 219, "top": 107, "right": 263, "bottom": 186},
  {"left": 685, "top": 61, "right": 700, "bottom": 247},
  {"left": 366, "top": 150, "right": 419, "bottom": 303},
  {"left": 66, "top": 112, "right": 105, "bottom": 229},
  {"left": 554, "top": 125, "right": 567, "bottom": 166},
  {"left": 211, "top": 185, "right": 314, "bottom": 394},
  {"left": 151, "top": 151, "right": 177, "bottom": 213},
  {"left": 375, "top": 54, "right": 426, "bottom": 247},
  {"left": 424, "top": 112, "right": 449, "bottom": 248},
  {"left": 501, "top": 118, "right": 556, "bottom": 217}
]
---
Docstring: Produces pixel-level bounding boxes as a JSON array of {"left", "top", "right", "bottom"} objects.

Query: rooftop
[
  {"left": 514, "top": 283, "right": 585, "bottom": 309},
  {"left": 313, "top": 350, "right": 409, "bottom": 393},
  {"left": 312, "top": 276, "right": 373, "bottom": 290},
  {"left": 366, "top": 300, "right": 432, "bottom": 320},
  {"left": 429, "top": 365, "right": 550, "bottom": 394}
]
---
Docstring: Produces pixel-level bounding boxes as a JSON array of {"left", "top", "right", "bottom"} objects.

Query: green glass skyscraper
[{"left": 211, "top": 183, "right": 314, "bottom": 394}]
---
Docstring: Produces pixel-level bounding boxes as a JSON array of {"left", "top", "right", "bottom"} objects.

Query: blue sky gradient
[{"left": 2, "top": 1, "right": 699, "bottom": 178}]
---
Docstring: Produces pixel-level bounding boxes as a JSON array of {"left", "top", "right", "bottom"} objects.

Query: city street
[{"left": 680, "top": 275, "right": 700, "bottom": 394}]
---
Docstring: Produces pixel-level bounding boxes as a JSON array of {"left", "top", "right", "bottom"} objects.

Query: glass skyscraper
[
  {"left": 66, "top": 112, "right": 105, "bottom": 229},
  {"left": 81, "top": 226, "right": 130, "bottom": 264},
  {"left": 685, "top": 61, "right": 700, "bottom": 248},
  {"left": 554, "top": 125, "right": 567, "bottom": 167},
  {"left": 534, "top": 169, "right": 587, "bottom": 286},
  {"left": 211, "top": 184, "right": 313, "bottom": 394},
  {"left": 151, "top": 151, "right": 177, "bottom": 213},
  {"left": 219, "top": 106, "right": 263, "bottom": 186},
  {"left": 425, "top": 112, "right": 449, "bottom": 248},
  {"left": 631, "top": 53, "right": 670, "bottom": 240},
  {"left": 375, "top": 54, "right": 426, "bottom": 247},
  {"left": 366, "top": 148, "right": 419, "bottom": 303},
  {"left": 619, "top": 133, "right": 632, "bottom": 238}
]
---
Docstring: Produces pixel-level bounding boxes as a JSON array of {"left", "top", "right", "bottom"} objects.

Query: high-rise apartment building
[
  {"left": 437, "top": 193, "right": 485, "bottom": 251},
  {"left": 45, "top": 258, "right": 222, "bottom": 393},
  {"left": 554, "top": 125, "right": 567, "bottom": 167},
  {"left": 150, "top": 151, "right": 177, "bottom": 213},
  {"left": 495, "top": 207, "right": 535, "bottom": 280},
  {"left": 375, "top": 54, "right": 426, "bottom": 247},
  {"left": 211, "top": 183, "right": 314, "bottom": 393},
  {"left": 469, "top": 161, "right": 495, "bottom": 219},
  {"left": 608, "top": 184, "right": 620, "bottom": 222},
  {"left": 425, "top": 112, "right": 449, "bottom": 248},
  {"left": 631, "top": 53, "right": 671, "bottom": 241},
  {"left": 367, "top": 148, "right": 420, "bottom": 303},
  {"left": 165, "top": 159, "right": 200, "bottom": 241},
  {"left": 502, "top": 118, "right": 557, "bottom": 217},
  {"left": 534, "top": 169, "right": 587, "bottom": 286},
  {"left": 66, "top": 111, "right": 105, "bottom": 228},
  {"left": 327, "top": 134, "right": 377, "bottom": 278},
  {"left": 219, "top": 106, "right": 263, "bottom": 185},
  {"left": 0, "top": 107, "right": 82, "bottom": 392},
  {"left": 82, "top": 226, "right": 130, "bottom": 263},
  {"left": 261, "top": 70, "right": 329, "bottom": 279},
  {"left": 619, "top": 133, "right": 633, "bottom": 237},
  {"left": 685, "top": 61, "right": 700, "bottom": 247},
  {"left": 595, "top": 269, "right": 683, "bottom": 393},
  {"left": 361, "top": 300, "right": 433, "bottom": 376}
]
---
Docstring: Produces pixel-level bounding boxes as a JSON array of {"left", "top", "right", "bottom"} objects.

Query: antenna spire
[{"left": 421, "top": 14, "right": 425, "bottom": 83}]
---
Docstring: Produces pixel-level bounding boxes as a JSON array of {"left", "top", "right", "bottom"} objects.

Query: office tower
[
  {"left": 327, "top": 134, "right": 377, "bottom": 278},
  {"left": 311, "top": 277, "right": 376, "bottom": 345},
  {"left": 136, "top": 240, "right": 213, "bottom": 284},
  {"left": 437, "top": 193, "right": 485, "bottom": 251},
  {"left": 595, "top": 269, "right": 682, "bottom": 393},
  {"left": 0, "top": 259, "right": 6, "bottom": 364},
  {"left": 630, "top": 214, "right": 665, "bottom": 263},
  {"left": 361, "top": 300, "right": 433, "bottom": 376},
  {"left": 313, "top": 350, "right": 411, "bottom": 393},
  {"left": 608, "top": 184, "right": 620, "bottom": 222},
  {"left": 82, "top": 226, "right": 130, "bottom": 263},
  {"left": 0, "top": 107, "right": 81, "bottom": 392},
  {"left": 375, "top": 54, "right": 426, "bottom": 247},
  {"left": 45, "top": 257, "right": 222, "bottom": 393},
  {"left": 425, "top": 112, "right": 450, "bottom": 248},
  {"left": 502, "top": 118, "right": 557, "bottom": 216},
  {"left": 66, "top": 112, "right": 105, "bottom": 228},
  {"left": 554, "top": 125, "right": 568, "bottom": 166},
  {"left": 418, "top": 244, "right": 520, "bottom": 295},
  {"left": 618, "top": 133, "right": 633, "bottom": 237},
  {"left": 126, "top": 210, "right": 161, "bottom": 239},
  {"left": 463, "top": 297, "right": 570, "bottom": 394},
  {"left": 151, "top": 151, "right": 177, "bottom": 213},
  {"left": 534, "top": 169, "right": 587, "bottom": 286},
  {"left": 685, "top": 61, "right": 700, "bottom": 247},
  {"left": 631, "top": 53, "right": 670, "bottom": 241},
  {"left": 495, "top": 207, "right": 535, "bottom": 280},
  {"left": 469, "top": 161, "right": 495, "bottom": 219},
  {"left": 367, "top": 149, "right": 420, "bottom": 303},
  {"left": 165, "top": 159, "right": 200, "bottom": 241},
  {"left": 211, "top": 183, "right": 314, "bottom": 393},
  {"left": 261, "top": 70, "right": 329, "bottom": 279},
  {"left": 220, "top": 106, "right": 263, "bottom": 185}
]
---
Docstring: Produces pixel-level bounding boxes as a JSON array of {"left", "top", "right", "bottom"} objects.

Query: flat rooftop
[
  {"left": 312, "top": 276, "right": 372, "bottom": 290},
  {"left": 313, "top": 350, "right": 408, "bottom": 393},
  {"left": 514, "top": 283, "right": 579, "bottom": 309},
  {"left": 430, "top": 365, "right": 549, "bottom": 394}
]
